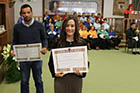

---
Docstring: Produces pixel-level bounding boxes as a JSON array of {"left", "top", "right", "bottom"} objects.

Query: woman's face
[
  {"left": 65, "top": 19, "right": 76, "bottom": 36},
  {"left": 82, "top": 25, "right": 87, "bottom": 30},
  {"left": 91, "top": 26, "right": 94, "bottom": 30}
]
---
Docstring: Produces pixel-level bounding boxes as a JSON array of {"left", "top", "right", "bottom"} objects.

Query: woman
[
  {"left": 79, "top": 25, "right": 91, "bottom": 49},
  {"left": 48, "top": 15, "right": 88, "bottom": 93},
  {"left": 88, "top": 26, "right": 100, "bottom": 50}
]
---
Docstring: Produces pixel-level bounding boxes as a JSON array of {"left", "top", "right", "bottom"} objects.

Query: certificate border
[
  {"left": 14, "top": 43, "right": 42, "bottom": 62},
  {"left": 52, "top": 46, "right": 88, "bottom": 73}
]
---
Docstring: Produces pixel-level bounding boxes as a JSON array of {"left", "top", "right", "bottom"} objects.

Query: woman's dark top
[{"left": 48, "top": 39, "right": 89, "bottom": 78}]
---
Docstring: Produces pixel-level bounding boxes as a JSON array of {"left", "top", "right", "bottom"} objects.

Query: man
[
  {"left": 10, "top": 4, "right": 48, "bottom": 93},
  {"left": 80, "top": 12, "right": 87, "bottom": 23},
  {"left": 126, "top": 22, "right": 140, "bottom": 55},
  {"left": 102, "top": 18, "right": 110, "bottom": 31},
  {"left": 98, "top": 25, "right": 111, "bottom": 49},
  {"left": 89, "top": 13, "right": 96, "bottom": 24}
]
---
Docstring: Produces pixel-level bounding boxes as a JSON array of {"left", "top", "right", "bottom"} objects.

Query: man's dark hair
[
  {"left": 130, "top": 22, "right": 136, "bottom": 26},
  {"left": 103, "top": 18, "right": 107, "bottom": 21},
  {"left": 20, "top": 4, "right": 32, "bottom": 13}
]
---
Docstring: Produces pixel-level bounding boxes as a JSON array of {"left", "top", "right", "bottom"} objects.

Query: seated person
[
  {"left": 98, "top": 25, "right": 111, "bottom": 49},
  {"left": 78, "top": 16, "right": 83, "bottom": 29},
  {"left": 102, "top": 18, "right": 110, "bottom": 31},
  {"left": 89, "top": 13, "right": 96, "bottom": 24},
  {"left": 55, "top": 17, "right": 63, "bottom": 30},
  {"left": 56, "top": 28, "right": 61, "bottom": 38},
  {"left": 80, "top": 12, "right": 87, "bottom": 23},
  {"left": 73, "top": 12, "right": 78, "bottom": 17},
  {"left": 43, "top": 11, "right": 51, "bottom": 26},
  {"left": 53, "top": 12, "right": 61, "bottom": 22},
  {"left": 94, "top": 19, "right": 101, "bottom": 30},
  {"left": 62, "top": 12, "right": 68, "bottom": 21},
  {"left": 108, "top": 25, "right": 121, "bottom": 50},
  {"left": 96, "top": 13, "right": 104, "bottom": 24},
  {"left": 79, "top": 25, "right": 90, "bottom": 49},
  {"left": 126, "top": 22, "right": 140, "bottom": 55},
  {"left": 45, "top": 18, "right": 54, "bottom": 30},
  {"left": 83, "top": 17, "right": 93, "bottom": 28},
  {"left": 88, "top": 26, "right": 100, "bottom": 50},
  {"left": 46, "top": 24, "right": 57, "bottom": 50}
]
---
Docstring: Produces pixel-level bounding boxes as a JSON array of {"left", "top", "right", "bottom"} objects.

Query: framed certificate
[
  {"left": 52, "top": 46, "right": 88, "bottom": 74},
  {"left": 13, "top": 43, "right": 42, "bottom": 62}
]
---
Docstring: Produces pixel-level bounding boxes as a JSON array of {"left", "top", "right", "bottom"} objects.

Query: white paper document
[
  {"left": 52, "top": 46, "right": 88, "bottom": 74},
  {"left": 13, "top": 43, "right": 42, "bottom": 62}
]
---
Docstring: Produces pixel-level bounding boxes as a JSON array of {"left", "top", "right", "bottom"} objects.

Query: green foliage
[{"left": 1, "top": 44, "right": 21, "bottom": 83}]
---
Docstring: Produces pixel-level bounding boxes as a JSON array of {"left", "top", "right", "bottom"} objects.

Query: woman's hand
[
  {"left": 74, "top": 69, "right": 83, "bottom": 76},
  {"left": 55, "top": 72, "right": 65, "bottom": 77}
]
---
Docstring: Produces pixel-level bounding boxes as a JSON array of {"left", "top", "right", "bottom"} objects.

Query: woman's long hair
[{"left": 57, "top": 15, "right": 83, "bottom": 47}]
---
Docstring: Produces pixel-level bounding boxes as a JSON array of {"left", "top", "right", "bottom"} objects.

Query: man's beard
[{"left": 24, "top": 17, "right": 32, "bottom": 23}]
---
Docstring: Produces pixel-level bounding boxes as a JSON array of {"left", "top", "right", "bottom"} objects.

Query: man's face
[
  {"left": 92, "top": 13, "right": 95, "bottom": 17},
  {"left": 21, "top": 7, "right": 33, "bottom": 23},
  {"left": 131, "top": 24, "right": 136, "bottom": 29},
  {"left": 101, "top": 26, "right": 104, "bottom": 30}
]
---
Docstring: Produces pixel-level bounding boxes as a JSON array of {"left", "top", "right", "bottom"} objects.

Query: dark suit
[{"left": 126, "top": 27, "right": 140, "bottom": 48}]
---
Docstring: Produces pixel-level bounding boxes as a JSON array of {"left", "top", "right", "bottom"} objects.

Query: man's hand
[
  {"left": 10, "top": 50, "right": 16, "bottom": 56},
  {"left": 41, "top": 48, "right": 47, "bottom": 54}
]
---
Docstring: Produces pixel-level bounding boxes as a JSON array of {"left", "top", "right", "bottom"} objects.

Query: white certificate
[
  {"left": 13, "top": 43, "right": 42, "bottom": 62},
  {"left": 52, "top": 46, "right": 88, "bottom": 74}
]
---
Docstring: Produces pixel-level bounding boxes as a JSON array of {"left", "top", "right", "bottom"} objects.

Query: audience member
[
  {"left": 98, "top": 25, "right": 111, "bottom": 49},
  {"left": 55, "top": 17, "right": 63, "bottom": 30},
  {"left": 83, "top": 17, "right": 93, "bottom": 28},
  {"left": 108, "top": 25, "right": 121, "bottom": 50},
  {"left": 46, "top": 18, "right": 54, "bottom": 30},
  {"left": 79, "top": 25, "right": 91, "bottom": 49},
  {"left": 94, "top": 19, "right": 101, "bottom": 30},
  {"left": 126, "top": 22, "right": 140, "bottom": 54},
  {"left": 62, "top": 12, "right": 69, "bottom": 21},
  {"left": 102, "top": 18, "right": 110, "bottom": 31},
  {"left": 80, "top": 12, "right": 87, "bottom": 23},
  {"left": 88, "top": 26, "right": 100, "bottom": 50},
  {"left": 53, "top": 12, "right": 61, "bottom": 22},
  {"left": 89, "top": 13, "right": 96, "bottom": 24},
  {"left": 47, "top": 24, "right": 57, "bottom": 50},
  {"left": 96, "top": 13, "right": 104, "bottom": 24},
  {"left": 43, "top": 11, "right": 51, "bottom": 26},
  {"left": 73, "top": 12, "right": 78, "bottom": 17}
]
